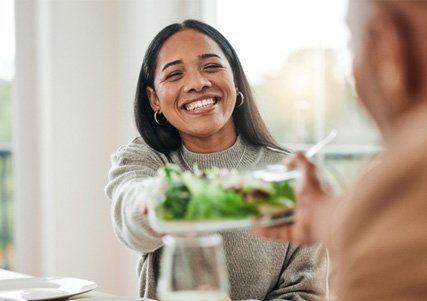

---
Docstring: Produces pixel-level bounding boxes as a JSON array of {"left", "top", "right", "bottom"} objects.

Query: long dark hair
[{"left": 135, "top": 19, "right": 288, "bottom": 154}]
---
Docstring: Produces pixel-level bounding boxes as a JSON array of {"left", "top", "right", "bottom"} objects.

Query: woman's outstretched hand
[{"left": 252, "top": 152, "right": 336, "bottom": 245}]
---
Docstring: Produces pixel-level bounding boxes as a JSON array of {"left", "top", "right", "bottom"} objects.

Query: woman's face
[{"left": 147, "top": 29, "right": 238, "bottom": 149}]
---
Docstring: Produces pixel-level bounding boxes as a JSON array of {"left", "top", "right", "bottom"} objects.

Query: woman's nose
[{"left": 183, "top": 71, "right": 211, "bottom": 92}]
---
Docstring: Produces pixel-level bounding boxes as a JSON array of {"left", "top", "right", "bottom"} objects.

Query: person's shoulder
[
  {"left": 128, "top": 136, "right": 151, "bottom": 149},
  {"left": 265, "top": 145, "right": 294, "bottom": 156},
  {"left": 247, "top": 144, "right": 293, "bottom": 167},
  {"left": 114, "top": 136, "right": 151, "bottom": 155},
  {"left": 112, "top": 136, "right": 167, "bottom": 165},
  {"left": 263, "top": 145, "right": 294, "bottom": 161}
]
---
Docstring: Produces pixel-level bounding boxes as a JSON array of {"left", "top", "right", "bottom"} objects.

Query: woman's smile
[{"left": 182, "top": 96, "right": 219, "bottom": 113}]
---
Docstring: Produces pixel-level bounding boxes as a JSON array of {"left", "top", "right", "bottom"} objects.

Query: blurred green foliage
[
  {"left": 0, "top": 78, "right": 14, "bottom": 269},
  {"left": 0, "top": 79, "right": 12, "bottom": 144}
]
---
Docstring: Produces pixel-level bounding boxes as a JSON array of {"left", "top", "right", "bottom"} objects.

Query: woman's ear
[
  {"left": 234, "top": 83, "right": 240, "bottom": 94},
  {"left": 146, "top": 87, "right": 161, "bottom": 112}
]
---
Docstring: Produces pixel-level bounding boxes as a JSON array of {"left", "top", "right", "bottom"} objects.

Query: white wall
[{"left": 13, "top": 0, "right": 216, "bottom": 296}]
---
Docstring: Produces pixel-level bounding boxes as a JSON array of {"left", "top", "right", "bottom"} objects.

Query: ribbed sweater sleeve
[{"left": 105, "top": 138, "right": 167, "bottom": 253}]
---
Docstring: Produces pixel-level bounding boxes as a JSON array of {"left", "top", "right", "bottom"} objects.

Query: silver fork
[
  {"left": 305, "top": 129, "right": 337, "bottom": 158},
  {"left": 253, "top": 129, "right": 338, "bottom": 181}
]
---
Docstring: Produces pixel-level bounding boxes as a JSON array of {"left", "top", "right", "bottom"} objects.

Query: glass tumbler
[{"left": 157, "top": 234, "right": 230, "bottom": 301}]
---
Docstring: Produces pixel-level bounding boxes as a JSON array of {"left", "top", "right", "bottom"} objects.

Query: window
[
  {"left": 216, "top": 0, "right": 380, "bottom": 190},
  {"left": 0, "top": 0, "right": 15, "bottom": 270}
]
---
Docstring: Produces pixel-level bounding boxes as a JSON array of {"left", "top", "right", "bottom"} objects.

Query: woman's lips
[{"left": 184, "top": 97, "right": 218, "bottom": 111}]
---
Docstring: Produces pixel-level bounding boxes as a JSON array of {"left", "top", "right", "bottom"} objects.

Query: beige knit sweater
[{"left": 105, "top": 136, "right": 328, "bottom": 301}]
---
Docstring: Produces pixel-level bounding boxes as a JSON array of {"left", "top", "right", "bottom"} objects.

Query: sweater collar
[{"left": 179, "top": 135, "right": 251, "bottom": 170}]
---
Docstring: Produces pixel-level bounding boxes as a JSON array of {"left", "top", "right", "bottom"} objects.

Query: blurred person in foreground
[{"left": 254, "top": 0, "right": 427, "bottom": 300}]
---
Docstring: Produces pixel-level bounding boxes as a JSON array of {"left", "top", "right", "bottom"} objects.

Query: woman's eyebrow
[
  {"left": 161, "top": 53, "right": 221, "bottom": 72},
  {"left": 161, "top": 59, "right": 182, "bottom": 72},
  {"left": 199, "top": 53, "right": 222, "bottom": 60}
]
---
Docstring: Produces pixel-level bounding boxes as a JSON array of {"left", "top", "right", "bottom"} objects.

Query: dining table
[{"left": 0, "top": 268, "right": 156, "bottom": 301}]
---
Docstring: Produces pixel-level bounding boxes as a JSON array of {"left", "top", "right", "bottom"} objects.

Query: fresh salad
[{"left": 154, "top": 164, "right": 296, "bottom": 221}]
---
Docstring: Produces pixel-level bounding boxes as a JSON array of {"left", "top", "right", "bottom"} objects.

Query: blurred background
[{"left": 0, "top": 0, "right": 380, "bottom": 297}]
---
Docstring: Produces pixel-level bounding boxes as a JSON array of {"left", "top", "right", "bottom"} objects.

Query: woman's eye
[
  {"left": 204, "top": 63, "right": 223, "bottom": 71},
  {"left": 165, "top": 71, "right": 182, "bottom": 80}
]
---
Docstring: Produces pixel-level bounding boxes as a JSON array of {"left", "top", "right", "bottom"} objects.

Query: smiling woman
[
  {"left": 146, "top": 29, "right": 238, "bottom": 153},
  {"left": 105, "top": 19, "right": 328, "bottom": 301}
]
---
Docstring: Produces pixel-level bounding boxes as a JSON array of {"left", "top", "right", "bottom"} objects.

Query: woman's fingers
[{"left": 287, "top": 152, "right": 326, "bottom": 198}]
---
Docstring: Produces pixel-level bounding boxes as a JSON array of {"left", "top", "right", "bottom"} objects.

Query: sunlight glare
[
  {"left": 216, "top": 0, "right": 349, "bottom": 83},
  {"left": 0, "top": 0, "right": 15, "bottom": 80}
]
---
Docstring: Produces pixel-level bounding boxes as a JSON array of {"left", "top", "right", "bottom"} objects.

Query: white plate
[
  {"left": 0, "top": 277, "right": 97, "bottom": 300},
  {"left": 76, "top": 297, "right": 157, "bottom": 301},
  {"left": 149, "top": 210, "right": 295, "bottom": 234}
]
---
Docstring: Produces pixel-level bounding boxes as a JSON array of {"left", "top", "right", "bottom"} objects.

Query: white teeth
[{"left": 185, "top": 98, "right": 215, "bottom": 111}]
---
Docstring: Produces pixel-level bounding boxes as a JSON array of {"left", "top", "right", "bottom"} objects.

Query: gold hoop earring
[
  {"left": 235, "top": 92, "right": 245, "bottom": 108},
  {"left": 154, "top": 111, "right": 168, "bottom": 125}
]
